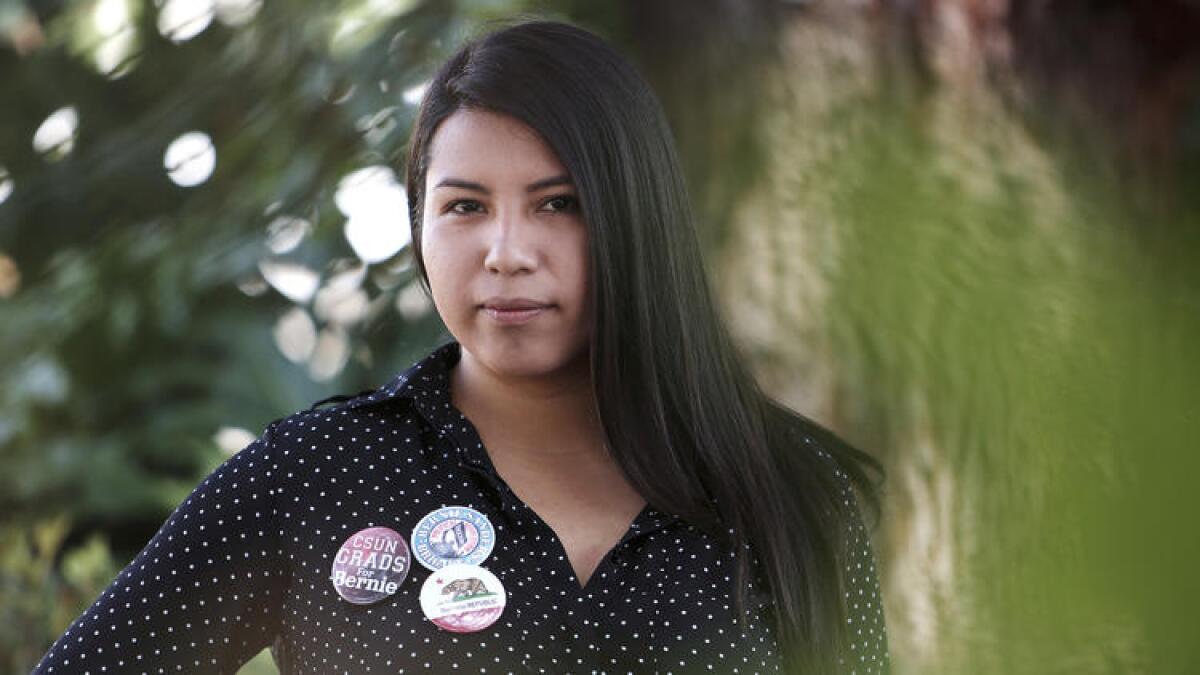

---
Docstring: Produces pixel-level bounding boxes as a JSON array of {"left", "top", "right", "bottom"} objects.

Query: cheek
[
  {"left": 421, "top": 232, "right": 469, "bottom": 312},
  {"left": 568, "top": 232, "right": 590, "bottom": 304}
]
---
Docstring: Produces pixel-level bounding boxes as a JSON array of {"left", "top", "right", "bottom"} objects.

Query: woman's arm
[
  {"left": 837, "top": 467, "right": 891, "bottom": 675},
  {"left": 32, "top": 422, "right": 290, "bottom": 674}
]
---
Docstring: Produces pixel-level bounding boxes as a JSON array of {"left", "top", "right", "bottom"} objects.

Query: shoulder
[
  {"left": 278, "top": 388, "right": 417, "bottom": 432},
  {"left": 768, "top": 400, "right": 883, "bottom": 525},
  {"left": 253, "top": 340, "right": 459, "bottom": 464},
  {"left": 261, "top": 387, "right": 425, "bottom": 462}
]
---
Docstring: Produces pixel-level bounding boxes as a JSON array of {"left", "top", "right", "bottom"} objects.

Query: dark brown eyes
[
  {"left": 447, "top": 199, "right": 483, "bottom": 215},
  {"left": 443, "top": 195, "right": 579, "bottom": 216},
  {"left": 543, "top": 195, "right": 579, "bottom": 212}
]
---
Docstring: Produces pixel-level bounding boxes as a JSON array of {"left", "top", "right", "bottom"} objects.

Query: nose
[{"left": 483, "top": 212, "right": 538, "bottom": 276}]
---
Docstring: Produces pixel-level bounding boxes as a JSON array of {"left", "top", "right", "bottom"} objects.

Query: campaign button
[
  {"left": 419, "top": 564, "right": 507, "bottom": 633},
  {"left": 411, "top": 506, "right": 496, "bottom": 571},
  {"left": 330, "top": 526, "right": 411, "bottom": 605}
]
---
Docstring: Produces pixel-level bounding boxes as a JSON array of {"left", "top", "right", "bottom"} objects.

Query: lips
[
  {"left": 480, "top": 298, "right": 551, "bottom": 311},
  {"left": 479, "top": 298, "right": 552, "bottom": 325}
]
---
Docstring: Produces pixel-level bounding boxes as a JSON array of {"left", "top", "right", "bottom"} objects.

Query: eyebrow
[{"left": 433, "top": 175, "right": 574, "bottom": 194}]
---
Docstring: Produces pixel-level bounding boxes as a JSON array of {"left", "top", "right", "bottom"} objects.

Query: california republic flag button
[
  {"left": 330, "top": 526, "right": 411, "bottom": 605},
  {"left": 419, "top": 564, "right": 507, "bottom": 632}
]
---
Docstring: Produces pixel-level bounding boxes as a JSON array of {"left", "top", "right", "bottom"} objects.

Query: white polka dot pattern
[{"left": 33, "top": 340, "right": 889, "bottom": 674}]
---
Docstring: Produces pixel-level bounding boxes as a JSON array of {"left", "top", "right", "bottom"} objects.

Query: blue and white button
[{"left": 411, "top": 506, "right": 496, "bottom": 571}]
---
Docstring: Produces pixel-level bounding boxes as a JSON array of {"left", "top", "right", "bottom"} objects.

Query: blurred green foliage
[
  {"left": 826, "top": 107, "right": 1200, "bottom": 673},
  {"left": 0, "top": 517, "right": 117, "bottom": 672},
  {"left": 0, "top": 0, "right": 469, "bottom": 527}
]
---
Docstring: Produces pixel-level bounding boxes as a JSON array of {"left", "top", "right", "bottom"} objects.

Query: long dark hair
[{"left": 404, "top": 18, "right": 883, "bottom": 672}]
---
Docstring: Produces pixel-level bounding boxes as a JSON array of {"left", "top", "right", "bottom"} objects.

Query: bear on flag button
[{"left": 419, "top": 563, "right": 507, "bottom": 633}]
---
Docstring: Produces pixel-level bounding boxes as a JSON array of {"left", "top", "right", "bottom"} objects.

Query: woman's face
[{"left": 420, "top": 109, "right": 591, "bottom": 381}]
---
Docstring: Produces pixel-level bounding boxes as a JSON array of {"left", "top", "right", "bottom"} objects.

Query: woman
[{"left": 35, "top": 18, "right": 888, "bottom": 675}]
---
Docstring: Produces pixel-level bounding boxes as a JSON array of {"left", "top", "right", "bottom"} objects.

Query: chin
[{"left": 462, "top": 330, "right": 589, "bottom": 380}]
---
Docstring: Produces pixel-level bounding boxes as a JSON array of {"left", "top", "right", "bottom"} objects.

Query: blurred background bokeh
[{"left": 2, "top": 1, "right": 1198, "bottom": 673}]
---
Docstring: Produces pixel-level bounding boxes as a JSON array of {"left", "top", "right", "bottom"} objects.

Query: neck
[{"left": 450, "top": 344, "right": 605, "bottom": 459}]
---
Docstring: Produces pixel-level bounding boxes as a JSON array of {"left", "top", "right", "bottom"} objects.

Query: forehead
[{"left": 425, "top": 109, "right": 568, "bottom": 181}]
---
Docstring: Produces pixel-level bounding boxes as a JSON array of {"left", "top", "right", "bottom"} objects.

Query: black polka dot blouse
[{"left": 34, "top": 340, "right": 889, "bottom": 674}]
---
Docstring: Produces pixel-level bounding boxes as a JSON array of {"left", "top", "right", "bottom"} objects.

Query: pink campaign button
[{"left": 330, "top": 526, "right": 411, "bottom": 605}]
